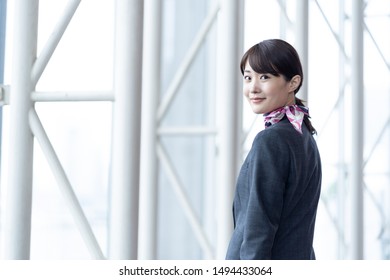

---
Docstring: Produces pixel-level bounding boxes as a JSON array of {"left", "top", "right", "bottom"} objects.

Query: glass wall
[{"left": 0, "top": 0, "right": 389, "bottom": 260}]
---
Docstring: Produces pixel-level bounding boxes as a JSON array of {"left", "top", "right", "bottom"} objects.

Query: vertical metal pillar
[
  {"left": 337, "top": 0, "right": 347, "bottom": 259},
  {"left": 350, "top": 0, "right": 364, "bottom": 260},
  {"left": 138, "top": 0, "right": 161, "bottom": 260},
  {"left": 216, "top": 0, "right": 241, "bottom": 259},
  {"left": 108, "top": 0, "right": 143, "bottom": 259},
  {"left": 295, "top": 0, "right": 309, "bottom": 102},
  {"left": 279, "top": 0, "right": 287, "bottom": 39},
  {"left": 0, "top": 0, "right": 6, "bottom": 166},
  {"left": 3, "top": 0, "right": 38, "bottom": 259}
]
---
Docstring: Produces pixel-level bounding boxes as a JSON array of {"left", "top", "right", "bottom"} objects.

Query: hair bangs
[{"left": 240, "top": 44, "right": 280, "bottom": 76}]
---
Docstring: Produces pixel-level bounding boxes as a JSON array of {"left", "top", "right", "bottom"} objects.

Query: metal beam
[
  {"left": 337, "top": 0, "right": 347, "bottom": 260},
  {"left": 138, "top": 0, "right": 161, "bottom": 260},
  {"left": 3, "top": 0, "right": 38, "bottom": 259},
  {"left": 31, "top": 0, "right": 81, "bottom": 87},
  {"left": 29, "top": 109, "right": 105, "bottom": 259},
  {"left": 31, "top": 90, "right": 114, "bottom": 102},
  {"left": 313, "top": 0, "right": 349, "bottom": 60},
  {"left": 108, "top": 0, "right": 143, "bottom": 260},
  {"left": 157, "top": 142, "right": 214, "bottom": 259},
  {"left": 0, "top": 0, "right": 6, "bottom": 171},
  {"left": 215, "top": 0, "right": 241, "bottom": 259},
  {"left": 295, "top": 0, "right": 309, "bottom": 102},
  {"left": 363, "top": 21, "right": 390, "bottom": 71},
  {"left": 158, "top": 126, "right": 217, "bottom": 136},
  {"left": 157, "top": 2, "right": 220, "bottom": 122},
  {"left": 350, "top": 0, "right": 364, "bottom": 260}
]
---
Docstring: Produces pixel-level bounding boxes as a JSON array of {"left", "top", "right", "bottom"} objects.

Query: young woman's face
[{"left": 243, "top": 61, "right": 296, "bottom": 114}]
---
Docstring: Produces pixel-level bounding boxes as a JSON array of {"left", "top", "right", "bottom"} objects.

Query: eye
[
  {"left": 260, "top": 74, "right": 270, "bottom": 80},
  {"left": 243, "top": 75, "right": 251, "bottom": 81}
]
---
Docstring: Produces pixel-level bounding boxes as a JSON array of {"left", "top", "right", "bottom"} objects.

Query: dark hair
[{"left": 240, "top": 39, "right": 316, "bottom": 135}]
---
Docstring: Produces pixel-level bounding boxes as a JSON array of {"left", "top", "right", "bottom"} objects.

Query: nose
[{"left": 250, "top": 79, "right": 261, "bottom": 93}]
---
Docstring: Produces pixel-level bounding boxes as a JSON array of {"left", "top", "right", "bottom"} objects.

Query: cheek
[
  {"left": 269, "top": 85, "right": 289, "bottom": 99},
  {"left": 243, "top": 85, "right": 250, "bottom": 98}
]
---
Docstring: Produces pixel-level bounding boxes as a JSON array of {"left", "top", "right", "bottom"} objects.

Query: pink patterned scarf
[{"left": 264, "top": 105, "right": 309, "bottom": 134}]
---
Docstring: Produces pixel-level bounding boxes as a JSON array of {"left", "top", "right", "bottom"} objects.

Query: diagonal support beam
[
  {"left": 157, "top": 142, "right": 214, "bottom": 259},
  {"left": 363, "top": 21, "right": 390, "bottom": 71},
  {"left": 29, "top": 108, "right": 105, "bottom": 259},
  {"left": 363, "top": 117, "right": 390, "bottom": 169},
  {"left": 31, "top": 0, "right": 81, "bottom": 86},
  {"left": 313, "top": 0, "right": 349, "bottom": 61},
  {"left": 157, "top": 2, "right": 219, "bottom": 122}
]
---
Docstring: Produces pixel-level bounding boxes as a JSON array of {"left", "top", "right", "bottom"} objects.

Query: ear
[{"left": 289, "top": 75, "right": 301, "bottom": 93}]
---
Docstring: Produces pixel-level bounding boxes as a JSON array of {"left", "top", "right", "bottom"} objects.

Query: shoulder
[
  {"left": 253, "top": 119, "right": 295, "bottom": 146},
  {"left": 247, "top": 121, "right": 292, "bottom": 178},
  {"left": 250, "top": 119, "right": 313, "bottom": 160},
  {"left": 249, "top": 123, "right": 292, "bottom": 162}
]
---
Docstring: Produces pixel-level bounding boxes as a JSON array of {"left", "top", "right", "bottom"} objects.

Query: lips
[{"left": 250, "top": 97, "right": 265, "bottom": 104}]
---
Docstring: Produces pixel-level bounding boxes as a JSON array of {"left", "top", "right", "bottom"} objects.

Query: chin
[
  {"left": 250, "top": 105, "right": 264, "bottom": 114},
  {"left": 252, "top": 108, "right": 265, "bottom": 115}
]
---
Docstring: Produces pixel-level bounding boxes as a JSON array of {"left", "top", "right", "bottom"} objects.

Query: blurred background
[{"left": 0, "top": 0, "right": 389, "bottom": 260}]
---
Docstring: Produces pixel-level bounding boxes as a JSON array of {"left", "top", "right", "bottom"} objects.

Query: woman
[{"left": 226, "top": 39, "right": 322, "bottom": 260}]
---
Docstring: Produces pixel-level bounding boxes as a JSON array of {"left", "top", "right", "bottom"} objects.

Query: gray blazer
[{"left": 226, "top": 117, "right": 322, "bottom": 260}]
